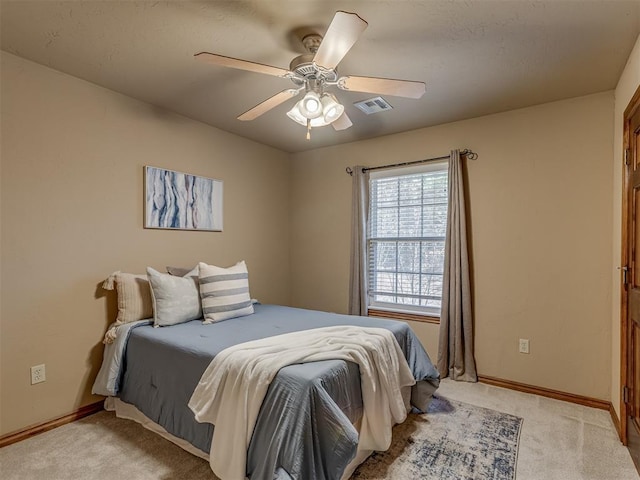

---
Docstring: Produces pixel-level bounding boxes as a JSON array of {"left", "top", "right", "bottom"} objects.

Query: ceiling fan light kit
[
  {"left": 287, "top": 92, "right": 344, "bottom": 127},
  {"left": 195, "top": 11, "right": 426, "bottom": 138}
]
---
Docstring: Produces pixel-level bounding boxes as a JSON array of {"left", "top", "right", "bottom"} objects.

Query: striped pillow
[{"left": 198, "top": 261, "right": 254, "bottom": 323}]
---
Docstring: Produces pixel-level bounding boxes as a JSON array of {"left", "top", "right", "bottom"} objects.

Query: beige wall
[
  {"left": 612, "top": 34, "right": 640, "bottom": 421},
  {"left": 0, "top": 52, "right": 291, "bottom": 435},
  {"left": 291, "top": 92, "right": 614, "bottom": 400}
]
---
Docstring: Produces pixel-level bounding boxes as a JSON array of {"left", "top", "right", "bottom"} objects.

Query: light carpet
[
  {"left": 1, "top": 379, "right": 638, "bottom": 479},
  {"left": 1, "top": 394, "right": 519, "bottom": 480}
]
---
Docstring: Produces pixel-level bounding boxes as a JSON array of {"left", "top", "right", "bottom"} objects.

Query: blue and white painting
[{"left": 145, "top": 166, "right": 223, "bottom": 231}]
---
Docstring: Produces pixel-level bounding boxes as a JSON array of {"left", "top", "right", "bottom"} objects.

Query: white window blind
[{"left": 368, "top": 162, "right": 448, "bottom": 316}]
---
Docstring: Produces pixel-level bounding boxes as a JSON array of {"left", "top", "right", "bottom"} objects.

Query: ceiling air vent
[{"left": 353, "top": 96, "right": 393, "bottom": 115}]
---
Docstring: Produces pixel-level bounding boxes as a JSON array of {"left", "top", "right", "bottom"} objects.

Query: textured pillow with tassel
[{"left": 102, "top": 272, "right": 153, "bottom": 324}]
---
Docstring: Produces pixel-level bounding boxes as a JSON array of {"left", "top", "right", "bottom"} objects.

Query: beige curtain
[
  {"left": 438, "top": 150, "right": 478, "bottom": 381},
  {"left": 349, "top": 166, "right": 369, "bottom": 316}
]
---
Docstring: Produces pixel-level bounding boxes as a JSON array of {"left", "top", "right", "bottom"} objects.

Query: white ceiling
[{"left": 1, "top": 1, "right": 639, "bottom": 153}]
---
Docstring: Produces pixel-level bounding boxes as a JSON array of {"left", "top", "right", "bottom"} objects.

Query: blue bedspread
[{"left": 94, "top": 304, "right": 439, "bottom": 480}]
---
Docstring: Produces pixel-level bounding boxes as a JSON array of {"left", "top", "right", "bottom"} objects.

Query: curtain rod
[{"left": 345, "top": 149, "right": 478, "bottom": 176}]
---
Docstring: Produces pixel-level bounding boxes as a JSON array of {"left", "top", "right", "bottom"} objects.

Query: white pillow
[
  {"left": 198, "top": 261, "right": 254, "bottom": 323},
  {"left": 147, "top": 266, "right": 202, "bottom": 327}
]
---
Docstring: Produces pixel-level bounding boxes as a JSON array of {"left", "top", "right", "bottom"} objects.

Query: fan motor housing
[{"left": 289, "top": 54, "right": 338, "bottom": 85}]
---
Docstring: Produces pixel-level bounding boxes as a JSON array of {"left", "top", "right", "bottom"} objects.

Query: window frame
[{"left": 366, "top": 161, "right": 448, "bottom": 322}]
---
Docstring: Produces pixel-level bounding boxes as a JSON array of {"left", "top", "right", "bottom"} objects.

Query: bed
[{"left": 93, "top": 303, "right": 440, "bottom": 480}]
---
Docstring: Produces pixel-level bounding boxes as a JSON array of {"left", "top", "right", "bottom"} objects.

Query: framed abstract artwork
[{"left": 144, "top": 166, "right": 223, "bottom": 231}]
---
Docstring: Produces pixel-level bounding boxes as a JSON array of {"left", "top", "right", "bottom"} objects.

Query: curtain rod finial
[
  {"left": 346, "top": 167, "right": 354, "bottom": 176},
  {"left": 461, "top": 149, "right": 478, "bottom": 160}
]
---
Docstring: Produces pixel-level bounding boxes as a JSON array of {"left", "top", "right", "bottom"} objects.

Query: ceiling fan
[{"left": 195, "top": 11, "right": 426, "bottom": 138}]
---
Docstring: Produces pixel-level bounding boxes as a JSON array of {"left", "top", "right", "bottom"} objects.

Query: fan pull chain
[{"left": 306, "top": 119, "right": 311, "bottom": 140}]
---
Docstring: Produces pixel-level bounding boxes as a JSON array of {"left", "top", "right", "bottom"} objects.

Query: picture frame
[{"left": 144, "top": 166, "right": 223, "bottom": 231}]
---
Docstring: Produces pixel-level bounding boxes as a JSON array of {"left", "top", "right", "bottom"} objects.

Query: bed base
[{"left": 104, "top": 387, "right": 412, "bottom": 480}]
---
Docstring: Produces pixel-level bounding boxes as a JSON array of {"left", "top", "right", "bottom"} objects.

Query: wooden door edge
[{"left": 621, "top": 83, "right": 640, "bottom": 445}]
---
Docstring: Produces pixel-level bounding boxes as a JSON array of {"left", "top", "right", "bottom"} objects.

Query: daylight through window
[{"left": 367, "top": 162, "right": 448, "bottom": 317}]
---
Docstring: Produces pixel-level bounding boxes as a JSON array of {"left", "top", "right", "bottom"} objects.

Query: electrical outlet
[
  {"left": 519, "top": 339, "right": 530, "bottom": 354},
  {"left": 30, "top": 364, "right": 46, "bottom": 384}
]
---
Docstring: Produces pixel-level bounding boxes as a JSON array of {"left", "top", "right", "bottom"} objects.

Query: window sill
[{"left": 367, "top": 308, "right": 440, "bottom": 324}]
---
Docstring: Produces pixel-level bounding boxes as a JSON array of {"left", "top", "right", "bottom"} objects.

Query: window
[{"left": 367, "top": 162, "right": 448, "bottom": 318}]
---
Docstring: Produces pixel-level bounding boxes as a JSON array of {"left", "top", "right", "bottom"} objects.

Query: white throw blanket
[{"left": 188, "top": 325, "right": 416, "bottom": 480}]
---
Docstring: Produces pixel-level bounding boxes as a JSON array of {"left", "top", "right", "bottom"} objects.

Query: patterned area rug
[{"left": 352, "top": 396, "right": 523, "bottom": 480}]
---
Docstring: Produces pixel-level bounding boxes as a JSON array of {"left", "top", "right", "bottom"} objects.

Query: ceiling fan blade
[
  {"left": 338, "top": 75, "right": 426, "bottom": 99},
  {"left": 332, "top": 112, "right": 353, "bottom": 131},
  {"left": 313, "top": 11, "right": 368, "bottom": 70},
  {"left": 194, "top": 52, "right": 290, "bottom": 78},
  {"left": 238, "top": 89, "right": 300, "bottom": 121}
]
